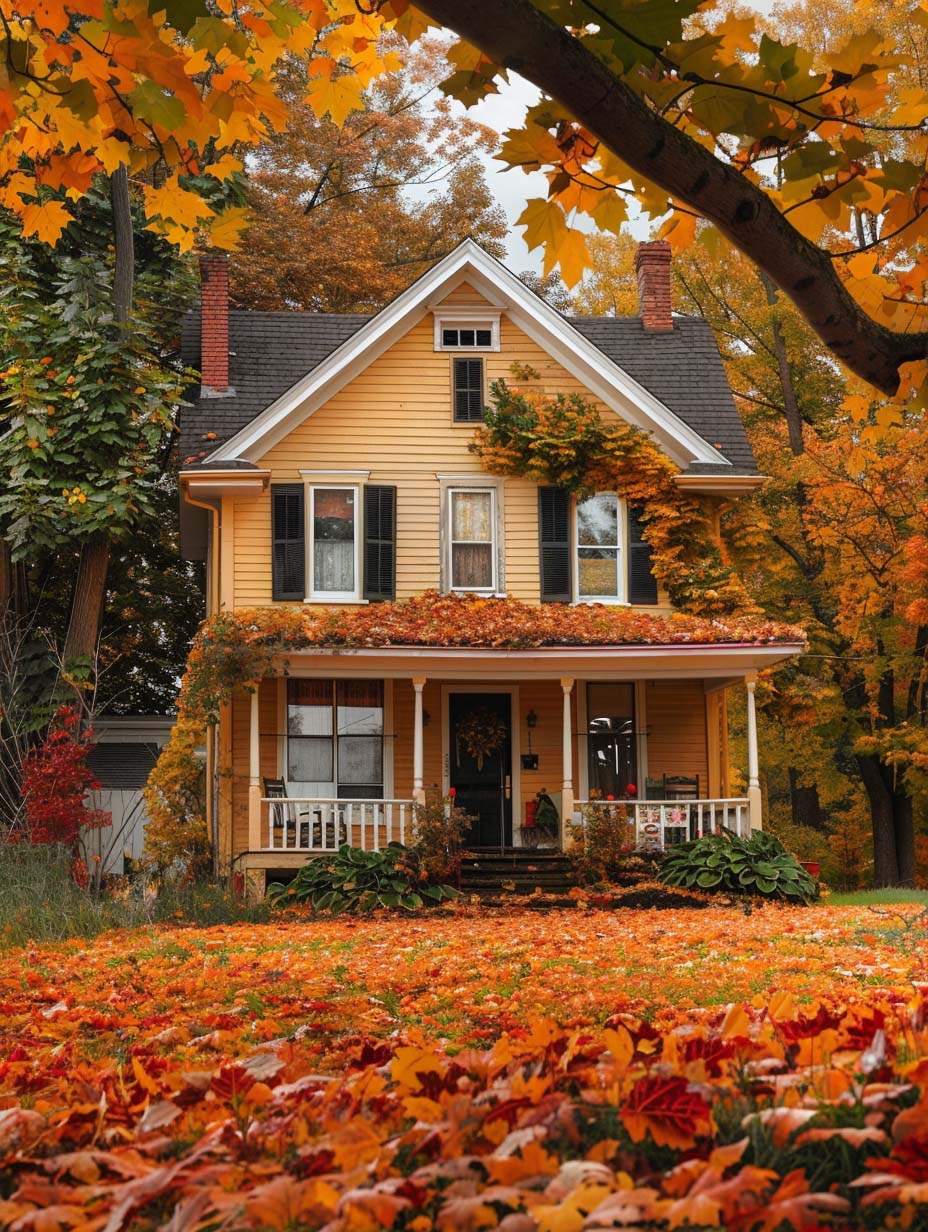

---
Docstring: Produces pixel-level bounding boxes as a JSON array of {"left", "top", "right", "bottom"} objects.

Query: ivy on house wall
[{"left": 470, "top": 379, "right": 755, "bottom": 616}]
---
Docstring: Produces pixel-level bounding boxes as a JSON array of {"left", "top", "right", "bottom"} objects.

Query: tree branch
[{"left": 411, "top": 0, "right": 928, "bottom": 395}]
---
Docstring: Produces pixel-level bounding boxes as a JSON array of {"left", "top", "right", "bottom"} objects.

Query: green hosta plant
[
  {"left": 659, "top": 830, "right": 819, "bottom": 903},
  {"left": 267, "top": 843, "right": 460, "bottom": 914}
]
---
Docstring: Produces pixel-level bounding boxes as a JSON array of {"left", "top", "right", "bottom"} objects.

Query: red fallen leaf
[
  {"left": 210, "top": 1064, "right": 255, "bottom": 1101},
  {"left": 620, "top": 1074, "right": 714, "bottom": 1150},
  {"left": 867, "top": 1132, "right": 928, "bottom": 1181}
]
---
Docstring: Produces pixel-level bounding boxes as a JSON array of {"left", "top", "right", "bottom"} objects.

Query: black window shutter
[
  {"left": 627, "top": 504, "right": 658, "bottom": 604},
  {"left": 453, "top": 357, "right": 484, "bottom": 422},
  {"left": 538, "top": 487, "right": 571, "bottom": 603},
  {"left": 363, "top": 485, "right": 396, "bottom": 602},
  {"left": 271, "top": 484, "right": 305, "bottom": 601}
]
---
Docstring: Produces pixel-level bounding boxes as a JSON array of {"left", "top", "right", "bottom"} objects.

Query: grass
[
  {"left": 0, "top": 843, "right": 268, "bottom": 948},
  {"left": 826, "top": 887, "right": 928, "bottom": 906}
]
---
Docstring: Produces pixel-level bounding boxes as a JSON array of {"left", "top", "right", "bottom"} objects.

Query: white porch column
[
  {"left": 412, "top": 676, "right": 427, "bottom": 805},
  {"left": 248, "top": 687, "right": 262, "bottom": 849},
  {"left": 746, "top": 675, "right": 762, "bottom": 831},
  {"left": 560, "top": 677, "right": 575, "bottom": 847}
]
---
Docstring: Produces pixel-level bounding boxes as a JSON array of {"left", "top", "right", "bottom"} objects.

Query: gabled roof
[{"left": 179, "top": 239, "right": 756, "bottom": 475}]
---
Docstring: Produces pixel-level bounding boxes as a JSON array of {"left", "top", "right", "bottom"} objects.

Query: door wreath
[{"left": 456, "top": 707, "right": 507, "bottom": 771}]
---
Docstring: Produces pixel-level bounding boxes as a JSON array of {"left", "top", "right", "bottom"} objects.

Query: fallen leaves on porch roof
[{"left": 211, "top": 590, "right": 806, "bottom": 652}]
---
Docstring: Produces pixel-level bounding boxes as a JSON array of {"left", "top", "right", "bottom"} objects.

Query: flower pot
[{"left": 799, "top": 860, "right": 820, "bottom": 879}]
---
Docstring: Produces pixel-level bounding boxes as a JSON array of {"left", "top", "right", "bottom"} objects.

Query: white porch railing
[
  {"left": 261, "top": 797, "right": 414, "bottom": 853},
  {"left": 573, "top": 798, "right": 751, "bottom": 850}
]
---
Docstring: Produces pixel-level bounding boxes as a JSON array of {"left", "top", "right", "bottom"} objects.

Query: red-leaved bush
[{"left": 21, "top": 706, "right": 110, "bottom": 847}]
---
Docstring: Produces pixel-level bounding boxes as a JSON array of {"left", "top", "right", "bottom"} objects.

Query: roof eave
[
  {"left": 202, "top": 240, "right": 731, "bottom": 470},
  {"left": 674, "top": 474, "right": 767, "bottom": 494}
]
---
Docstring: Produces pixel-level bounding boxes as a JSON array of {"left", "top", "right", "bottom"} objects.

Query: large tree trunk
[
  {"left": 63, "top": 536, "right": 110, "bottom": 665},
  {"left": 788, "top": 768, "right": 825, "bottom": 830},
  {"left": 63, "top": 167, "right": 134, "bottom": 670},
  {"left": 857, "top": 753, "right": 915, "bottom": 886}
]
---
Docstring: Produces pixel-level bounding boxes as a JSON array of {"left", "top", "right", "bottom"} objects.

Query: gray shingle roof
[{"left": 179, "top": 309, "right": 755, "bottom": 473}]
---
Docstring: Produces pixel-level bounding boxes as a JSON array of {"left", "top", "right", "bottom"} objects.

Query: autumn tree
[
  {"left": 399, "top": 0, "right": 927, "bottom": 400},
  {"left": 603, "top": 232, "right": 926, "bottom": 886},
  {"left": 232, "top": 36, "right": 506, "bottom": 312}
]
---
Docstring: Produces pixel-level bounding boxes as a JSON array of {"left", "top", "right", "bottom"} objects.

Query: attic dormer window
[
  {"left": 442, "top": 326, "right": 493, "bottom": 348},
  {"left": 432, "top": 308, "right": 501, "bottom": 352}
]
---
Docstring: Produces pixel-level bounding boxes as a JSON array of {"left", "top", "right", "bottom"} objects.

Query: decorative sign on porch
[{"left": 455, "top": 707, "right": 507, "bottom": 771}]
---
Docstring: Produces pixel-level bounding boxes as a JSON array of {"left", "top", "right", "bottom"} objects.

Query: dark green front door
[{"left": 449, "top": 692, "right": 512, "bottom": 849}]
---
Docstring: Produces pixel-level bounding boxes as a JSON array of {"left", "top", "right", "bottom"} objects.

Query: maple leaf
[
  {"left": 20, "top": 199, "right": 73, "bottom": 244},
  {"left": 620, "top": 1075, "right": 714, "bottom": 1150}
]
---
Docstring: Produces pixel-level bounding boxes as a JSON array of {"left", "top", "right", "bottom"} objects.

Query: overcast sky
[{"left": 435, "top": 0, "right": 782, "bottom": 273}]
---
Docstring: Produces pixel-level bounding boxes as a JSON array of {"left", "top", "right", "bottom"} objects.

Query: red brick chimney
[
  {"left": 198, "top": 253, "right": 230, "bottom": 393},
  {"left": 635, "top": 240, "right": 673, "bottom": 332}
]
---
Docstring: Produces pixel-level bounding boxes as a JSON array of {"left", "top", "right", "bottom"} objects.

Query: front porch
[{"left": 217, "top": 641, "right": 785, "bottom": 877}]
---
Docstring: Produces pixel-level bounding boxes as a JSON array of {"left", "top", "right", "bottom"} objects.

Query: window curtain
[
  {"left": 451, "top": 491, "right": 493, "bottom": 588},
  {"left": 313, "top": 489, "right": 355, "bottom": 593},
  {"left": 287, "top": 679, "right": 333, "bottom": 783}
]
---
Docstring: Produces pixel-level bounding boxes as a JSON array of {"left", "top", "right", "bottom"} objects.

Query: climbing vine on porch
[
  {"left": 146, "top": 593, "right": 803, "bottom": 866},
  {"left": 470, "top": 379, "right": 755, "bottom": 616}
]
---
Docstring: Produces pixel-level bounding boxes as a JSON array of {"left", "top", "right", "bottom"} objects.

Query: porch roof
[{"left": 274, "top": 642, "right": 802, "bottom": 680}]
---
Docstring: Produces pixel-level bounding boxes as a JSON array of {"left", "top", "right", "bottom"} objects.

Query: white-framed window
[
  {"left": 286, "top": 679, "right": 384, "bottom": 799},
  {"left": 449, "top": 487, "right": 497, "bottom": 592},
  {"left": 575, "top": 491, "right": 626, "bottom": 603},
  {"left": 308, "top": 484, "right": 360, "bottom": 601},
  {"left": 432, "top": 308, "right": 501, "bottom": 352}
]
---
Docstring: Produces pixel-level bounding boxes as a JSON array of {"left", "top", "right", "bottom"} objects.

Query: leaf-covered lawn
[{"left": 2, "top": 903, "right": 927, "bottom": 1230}]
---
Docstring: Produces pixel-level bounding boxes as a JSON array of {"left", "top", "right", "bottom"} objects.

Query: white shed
[{"left": 84, "top": 717, "right": 174, "bottom": 874}]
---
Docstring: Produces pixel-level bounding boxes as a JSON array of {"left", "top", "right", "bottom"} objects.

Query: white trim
[
  {"left": 674, "top": 474, "right": 767, "bottom": 494},
  {"left": 282, "top": 675, "right": 390, "bottom": 799},
  {"left": 448, "top": 486, "right": 498, "bottom": 595},
  {"left": 635, "top": 680, "right": 649, "bottom": 793},
  {"left": 207, "top": 240, "right": 729, "bottom": 468},
  {"left": 276, "top": 643, "right": 804, "bottom": 681},
  {"left": 574, "top": 491, "right": 627, "bottom": 605},
  {"left": 438, "top": 475, "right": 506, "bottom": 596},
  {"left": 441, "top": 684, "right": 522, "bottom": 846},
  {"left": 433, "top": 307, "right": 502, "bottom": 352},
  {"left": 304, "top": 482, "right": 361, "bottom": 604},
  {"left": 384, "top": 679, "right": 395, "bottom": 799},
  {"left": 299, "top": 469, "right": 371, "bottom": 478}
]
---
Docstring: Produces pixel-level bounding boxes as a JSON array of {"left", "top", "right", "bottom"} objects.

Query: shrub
[
  {"left": 143, "top": 715, "right": 210, "bottom": 875},
  {"left": 659, "top": 830, "right": 819, "bottom": 903},
  {"left": 410, "top": 791, "right": 470, "bottom": 882},
  {"left": 21, "top": 706, "right": 109, "bottom": 848},
  {"left": 569, "top": 800, "right": 637, "bottom": 883},
  {"left": 267, "top": 843, "right": 460, "bottom": 913}
]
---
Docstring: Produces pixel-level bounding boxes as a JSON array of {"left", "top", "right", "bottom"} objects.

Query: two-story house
[{"left": 178, "top": 239, "right": 802, "bottom": 892}]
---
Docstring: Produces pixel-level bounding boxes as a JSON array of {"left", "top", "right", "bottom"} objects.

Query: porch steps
[{"left": 458, "top": 850, "right": 577, "bottom": 899}]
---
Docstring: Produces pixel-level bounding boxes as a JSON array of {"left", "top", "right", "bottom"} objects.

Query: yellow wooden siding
[
  {"left": 228, "top": 305, "right": 673, "bottom": 608},
  {"left": 644, "top": 679, "right": 709, "bottom": 792}
]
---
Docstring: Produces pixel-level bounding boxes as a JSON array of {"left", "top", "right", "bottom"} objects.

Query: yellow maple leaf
[
  {"left": 551, "top": 225, "right": 589, "bottom": 287},
  {"left": 20, "top": 199, "right": 73, "bottom": 244},
  {"left": 209, "top": 205, "right": 250, "bottom": 250},
  {"left": 517, "top": 196, "right": 567, "bottom": 255},
  {"left": 390, "top": 1045, "right": 443, "bottom": 1092}
]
